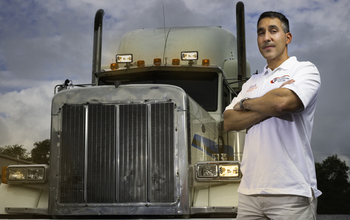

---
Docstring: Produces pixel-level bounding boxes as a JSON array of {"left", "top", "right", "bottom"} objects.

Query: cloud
[{"left": 0, "top": 81, "right": 60, "bottom": 150}]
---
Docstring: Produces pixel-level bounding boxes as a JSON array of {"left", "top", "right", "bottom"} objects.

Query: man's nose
[{"left": 264, "top": 33, "right": 271, "bottom": 41}]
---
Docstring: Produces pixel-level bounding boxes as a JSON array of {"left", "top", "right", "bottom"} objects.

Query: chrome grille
[{"left": 59, "top": 102, "right": 175, "bottom": 204}]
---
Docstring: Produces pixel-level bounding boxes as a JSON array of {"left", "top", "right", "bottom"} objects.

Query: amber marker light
[
  {"left": 1, "top": 166, "right": 8, "bottom": 184},
  {"left": 202, "top": 59, "right": 210, "bottom": 66},
  {"left": 137, "top": 60, "right": 145, "bottom": 67},
  {"left": 154, "top": 58, "right": 162, "bottom": 66},
  {"left": 110, "top": 62, "right": 118, "bottom": 70},
  {"left": 172, "top": 59, "right": 180, "bottom": 65}
]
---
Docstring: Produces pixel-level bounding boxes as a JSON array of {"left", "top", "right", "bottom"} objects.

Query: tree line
[
  {"left": 316, "top": 154, "right": 350, "bottom": 214},
  {"left": 0, "top": 140, "right": 349, "bottom": 214},
  {"left": 0, "top": 139, "right": 50, "bottom": 165}
]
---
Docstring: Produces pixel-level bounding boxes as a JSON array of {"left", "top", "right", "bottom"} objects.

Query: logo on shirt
[
  {"left": 246, "top": 84, "right": 258, "bottom": 92},
  {"left": 270, "top": 75, "right": 290, "bottom": 84}
]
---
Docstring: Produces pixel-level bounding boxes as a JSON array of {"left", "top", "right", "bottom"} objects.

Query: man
[{"left": 224, "top": 11, "right": 321, "bottom": 219}]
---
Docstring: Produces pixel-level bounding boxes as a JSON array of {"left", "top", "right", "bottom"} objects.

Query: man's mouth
[{"left": 263, "top": 44, "right": 275, "bottom": 49}]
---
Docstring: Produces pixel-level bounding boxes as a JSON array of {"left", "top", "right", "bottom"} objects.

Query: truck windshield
[{"left": 100, "top": 71, "right": 218, "bottom": 111}]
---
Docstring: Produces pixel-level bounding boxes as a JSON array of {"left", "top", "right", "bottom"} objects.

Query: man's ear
[{"left": 286, "top": 32, "right": 292, "bottom": 45}]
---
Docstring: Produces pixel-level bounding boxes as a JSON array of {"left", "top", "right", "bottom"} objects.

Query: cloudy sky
[{"left": 0, "top": 0, "right": 349, "bottom": 165}]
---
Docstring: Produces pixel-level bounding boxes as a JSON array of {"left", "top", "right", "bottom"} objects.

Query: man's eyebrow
[
  {"left": 268, "top": 25, "right": 279, "bottom": 30},
  {"left": 257, "top": 25, "right": 280, "bottom": 33},
  {"left": 257, "top": 27, "right": 265, "bottom": 33}
]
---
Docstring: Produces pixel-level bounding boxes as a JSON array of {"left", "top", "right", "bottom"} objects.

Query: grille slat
[
  {"left": 149, "top": 103, "right": 175, "bottom": 202},
  {"left": 119, "top": 104, "right": 148, "bottom": 203},
  {"left": 59, "top": 102, "right": 175, "bottom": 204},
  {"left": 87, "top": 104, "right": 116, "bottom": 203},
  {"left": 60, "top": 105, "right": 85, "bottom": 203}
]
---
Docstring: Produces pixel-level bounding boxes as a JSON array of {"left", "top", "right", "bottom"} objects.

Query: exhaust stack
[
  {"left": 236, "top": 1, "right": 246, "bottom": 91},
  {"left": 92, "top": 9, "right": 104, "bottom": 85}
]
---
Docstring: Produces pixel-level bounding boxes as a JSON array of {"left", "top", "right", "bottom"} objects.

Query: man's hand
[{"left": 233, "top": 102, "right": 243, "bottom": 111}]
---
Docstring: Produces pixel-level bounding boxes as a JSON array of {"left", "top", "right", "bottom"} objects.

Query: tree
[
  {"left": 0, "top": 144, "right": 31, "bottom": 161},
  {"left": 31, "top": 139, "right": 50, "bottom": 164},
  {"left": 316, "top": 154, "right": 350, "bottom": 214}
]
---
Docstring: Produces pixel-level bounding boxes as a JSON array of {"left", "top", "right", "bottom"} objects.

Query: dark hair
[{"left": 258, "top": 11, "right": 290, "bottom": 33}]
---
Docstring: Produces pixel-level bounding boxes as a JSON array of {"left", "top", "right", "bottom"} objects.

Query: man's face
[{"left": 257, "top": 17, "right": 291, "bottom": 64}]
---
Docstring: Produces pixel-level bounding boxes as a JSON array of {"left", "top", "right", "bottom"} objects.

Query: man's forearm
[
  {"left": 238, "top": 88, "right": 303, "bottom": 116},
  {"left": 223, "top": 109, "right": 267, "bottom": 131}
]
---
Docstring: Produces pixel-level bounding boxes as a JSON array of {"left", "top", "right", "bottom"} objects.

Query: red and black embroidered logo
[{"left": 270, "top": 75, "right": 290, "bottom": 84}]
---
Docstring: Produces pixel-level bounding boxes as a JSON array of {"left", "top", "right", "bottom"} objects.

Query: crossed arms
[{"left": 223, "top": 79, "right": 303, "bottom": 131}]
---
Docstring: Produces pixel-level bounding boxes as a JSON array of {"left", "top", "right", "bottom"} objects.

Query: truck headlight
[
  {"left": 116, "top": 54, "right": 133, "bottom": 63},
  {"left": 195, "top": 161, "right": 241, "bottom": 181},
  {"left": 181, "top": 51, "right": 198, "bottom": 60},
  {"left": 197, "top": 164, "right": 218, "bottom": 178},
  {"left": 219, "top": 164, "right": 239, "bottom": 177},
  {"left": 8, "top": 168, "right": 26, "bottom": 180},
  {"left": 3, "top": 165, "right": 48, "bottom": 184}
]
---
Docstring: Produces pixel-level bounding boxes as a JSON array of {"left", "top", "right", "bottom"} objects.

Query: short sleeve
[{"left": 283, "top": 62, "right": 321, "bottom": 110}]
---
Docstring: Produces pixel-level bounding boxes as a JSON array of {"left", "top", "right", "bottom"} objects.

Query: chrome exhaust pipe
[
  {"left": 92, "top": 9, "right": 104, "bottom": 85},
  {"left": 236, "top": 2, "right": 246, "bottom": 91}
]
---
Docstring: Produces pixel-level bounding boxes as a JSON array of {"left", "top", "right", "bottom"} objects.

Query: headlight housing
[
  {"left": 181, "top": 51, "right": 198, "bottom": 61},
  {"left": 2, "top": 165, "right": 49, "bottom": 184},
  {"left": 116, "top": 54, "right": 133, "bottom": 63},
  {"left": 195, "top": 161, "right": 241, "bottom": 181}
]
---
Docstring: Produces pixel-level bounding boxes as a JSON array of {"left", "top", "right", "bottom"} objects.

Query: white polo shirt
[{"left": 225, "top": 56, "right": 322, "bottom": 198}]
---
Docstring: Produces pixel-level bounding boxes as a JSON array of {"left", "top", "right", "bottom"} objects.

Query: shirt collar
[{"left": 262, "top": 56, "right": 297, "bottom": 75}]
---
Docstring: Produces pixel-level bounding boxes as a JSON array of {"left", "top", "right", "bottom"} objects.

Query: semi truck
[{"left": 0, "top": 2, "right": 251, "bottom": 218}]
